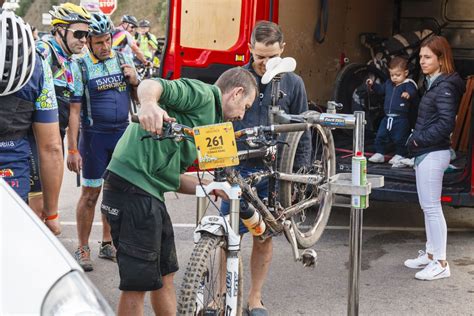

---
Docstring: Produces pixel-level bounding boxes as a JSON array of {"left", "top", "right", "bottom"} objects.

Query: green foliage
[
  {"left": 156, "top": 0, "right": 168, "bottom": 29},
  {"left": 16, "top": 0, "right": 34, "bottom": 17}
]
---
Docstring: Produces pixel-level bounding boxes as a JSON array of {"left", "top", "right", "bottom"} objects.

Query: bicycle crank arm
[{"left": 283, "top": 220, "right": 318, "bottom": 268}]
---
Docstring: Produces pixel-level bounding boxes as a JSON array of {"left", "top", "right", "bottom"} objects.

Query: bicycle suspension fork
[{"left": 194, "top": 170, "right": 242, "bottom": 316}]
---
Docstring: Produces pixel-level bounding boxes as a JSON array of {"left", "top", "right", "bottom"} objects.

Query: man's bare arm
[
  {"left": 66, "top": 102, "right": 82, "bottom": 173},
  {"left": 32, "top": 122, "right": 64, "bottom": 216}
]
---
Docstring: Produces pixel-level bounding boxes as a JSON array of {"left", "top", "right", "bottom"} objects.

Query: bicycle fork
[{"left": 195, "top": 181, "right": 242, "bottom": 316}]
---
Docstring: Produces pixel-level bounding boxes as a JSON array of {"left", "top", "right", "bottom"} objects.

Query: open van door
[{"left": 159, "top": 0, "right": 278, "bottom": 82}]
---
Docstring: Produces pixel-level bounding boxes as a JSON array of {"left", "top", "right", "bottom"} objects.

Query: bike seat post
[{"left": 269, "top": 75, "right": 282, "bottom": 125}]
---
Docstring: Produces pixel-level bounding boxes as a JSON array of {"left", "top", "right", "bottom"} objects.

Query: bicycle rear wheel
[
  {"left": 279, "top": 115, "right": 335, "bottom": 249},
  {"left": 178, "top": 232, "right": 243, "bottom": 316}
]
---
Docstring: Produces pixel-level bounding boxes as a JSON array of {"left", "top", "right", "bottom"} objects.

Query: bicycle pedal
[{"left": 301, "top": 248, "right": 318, "bottom": 268}]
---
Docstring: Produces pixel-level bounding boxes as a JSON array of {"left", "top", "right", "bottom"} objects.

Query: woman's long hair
[{"left": 421, "top": 35, "right": 455, "bottom": 74}]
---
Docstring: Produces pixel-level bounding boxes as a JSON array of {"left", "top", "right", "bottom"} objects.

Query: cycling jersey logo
[
  {"left": 0, "top": 141, "right": 15, "bottom": 148},
  {"left": 0, "top": 169, "right": 14, "bottom": 178},
  {"left": 95, "top": 74, "right": 127, "bottom": 92},
  {"left": 37, "top": 89, "right": 56, "bottom": 109}
]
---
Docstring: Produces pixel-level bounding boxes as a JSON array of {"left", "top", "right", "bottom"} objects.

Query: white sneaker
[
  {"left": 399, "top": 157, "right": 415, "bottom": 167},
  {"left": 404, "top": 250, "right": 431, "bottom": 269},
  {"left": 392, "top": 161, "right": 407, "bottom": 168},
  {"left": 368, "top": 153, "right": 385, "bottom": 163},
  {"left": 415, "top": 260, "right": 450, "bottom": 281},
  {"left": 388, "top": 154, "right": 404, "bottom": 164}
]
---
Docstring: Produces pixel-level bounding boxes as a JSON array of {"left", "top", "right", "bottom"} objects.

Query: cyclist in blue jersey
[
  {"left": 0, "top": 9, "right": 63, "bottom": 236},
  {"left": 29, "top": 2, "right": 91, "bottom": 216},
  {"left": 69, "top": 12, "right": 139, "bottom": 271}
]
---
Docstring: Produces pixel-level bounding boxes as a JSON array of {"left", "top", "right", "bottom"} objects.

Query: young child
[{"left": 367, "top": 56, "right": 419, "bottom": 167}]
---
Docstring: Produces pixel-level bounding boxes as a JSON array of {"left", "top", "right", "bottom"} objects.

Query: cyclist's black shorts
[{"left": 101, "top": 171, "right": 179, "bottom": 291}]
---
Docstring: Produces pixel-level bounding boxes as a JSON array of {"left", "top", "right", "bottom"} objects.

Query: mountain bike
[
  {"left": 137, "top": 116, "right": 335, "bottom": 316},
  {"left": 133, "top": 57, "right": 359, "bottom": 315}
]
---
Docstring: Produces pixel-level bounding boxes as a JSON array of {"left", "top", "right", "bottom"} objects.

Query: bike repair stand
[{"left": 325, "top": 111, "right": 384, "bottom": 316}]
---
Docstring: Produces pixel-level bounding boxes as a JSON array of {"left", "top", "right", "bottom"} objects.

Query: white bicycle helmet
[{"left": 0, "top": 9, "right": 36, "bottom": 96}]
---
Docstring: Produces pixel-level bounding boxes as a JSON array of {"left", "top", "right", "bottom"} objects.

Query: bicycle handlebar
[
  {"left": 272, "top": 123, "right": 309, "bottom": 133},
  {"left": 133, "top": 116, "right": 309, "bottom": 144}
]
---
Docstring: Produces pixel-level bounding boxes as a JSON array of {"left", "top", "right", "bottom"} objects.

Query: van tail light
[{"left": 441, "top": 196, "right": 452, "bottom": 203}]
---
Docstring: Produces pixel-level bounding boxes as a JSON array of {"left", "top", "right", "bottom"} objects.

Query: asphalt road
[{"left": 56, "top": 169, "right": 474, "bottom": 315}]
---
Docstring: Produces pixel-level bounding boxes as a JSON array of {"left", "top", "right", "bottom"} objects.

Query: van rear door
[{"left": 160, "top": 0, "right": 279, "bottom": 82}]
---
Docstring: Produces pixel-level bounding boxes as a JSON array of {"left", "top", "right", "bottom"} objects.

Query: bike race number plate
[{"left": 193, "top": 122, "right": 239, "bottom": 170}]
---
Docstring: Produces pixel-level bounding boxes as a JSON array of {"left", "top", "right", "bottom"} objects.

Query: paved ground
[{"left": 57, "top": 170, "right": 474, "bottom": 315}]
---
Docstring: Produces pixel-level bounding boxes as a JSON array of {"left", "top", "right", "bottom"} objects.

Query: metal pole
[{"left": 348, "top": 111, "right": 365, "bottom": 316}]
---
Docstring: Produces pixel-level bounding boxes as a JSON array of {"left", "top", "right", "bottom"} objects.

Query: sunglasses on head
[{"left": 68, "top": 28, "right": 90, "bottom": 39}]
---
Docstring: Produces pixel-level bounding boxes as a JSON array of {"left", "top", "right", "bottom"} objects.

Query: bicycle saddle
[{"left": 261, "top": 57, "right": 296, "bottom": 84}]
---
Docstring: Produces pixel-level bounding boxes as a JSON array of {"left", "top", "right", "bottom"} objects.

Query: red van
[{"left": 159, "top": 0, "right": 474, "bottom": 207}]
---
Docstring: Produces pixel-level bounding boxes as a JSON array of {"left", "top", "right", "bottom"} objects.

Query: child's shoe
[
  {"left": 399, "top": 157, "right": 415, "bottom": 167},
  {"left": 388, "top": 154, "right": 404, "bottom": 165},
  {"left": 368, "top": 153, "right": 384, "bottom": 163}
]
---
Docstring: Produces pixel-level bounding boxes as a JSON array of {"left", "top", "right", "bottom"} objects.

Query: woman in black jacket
[{"left": 404, "top": 36, "right": 465, "bottom": 280}]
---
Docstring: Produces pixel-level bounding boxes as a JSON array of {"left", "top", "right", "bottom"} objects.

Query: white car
[{"left": 0, "top": 179, "right": 114, "bottom": 315}]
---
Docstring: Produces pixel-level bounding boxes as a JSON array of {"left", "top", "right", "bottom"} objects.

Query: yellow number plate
[{"left": 193, "top": 122, "right": 239, "bottom": 170}]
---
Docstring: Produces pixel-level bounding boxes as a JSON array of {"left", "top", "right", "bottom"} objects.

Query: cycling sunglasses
[{"left": 68, "top": 28, "right": 90, "bottom": 39}]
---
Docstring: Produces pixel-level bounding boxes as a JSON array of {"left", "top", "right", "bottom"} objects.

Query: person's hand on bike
[
  {"left": 211, "top": 189, "right": 229, "bottom": 201},
  {"left": 67, "top": 150, "right": 82, "bottom": 174},
  {"left": 401, "top": 91, "right": 410, "bottom": 99},
  {"left": 121, "top": 64, "right": 140, "bottom": 86},
  {"left": 138, "top": 100, "right": 176, "bottom": 135}
]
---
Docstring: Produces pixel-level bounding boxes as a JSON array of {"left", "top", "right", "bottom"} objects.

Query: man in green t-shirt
[{"left": 101, "top": 67, "right": 257, "bottom": 315}]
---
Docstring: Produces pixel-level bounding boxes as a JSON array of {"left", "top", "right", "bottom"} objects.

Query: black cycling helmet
[
  {"left": 121, "top": 15, "right": 138, "bottom": 27},
  {"left": 0, "top": 9, "right": 36, "bottom": 96},
  {"left": 138, "top": 19, "right": 150, "bottom": 28}
]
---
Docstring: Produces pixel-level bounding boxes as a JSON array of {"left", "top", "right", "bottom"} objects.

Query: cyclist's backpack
[
  {"left": 41, "top": 41, "right": 75, "bottom": 136},
  {"left": 77, "top": 51, "right": 134, "bottom": 127}
]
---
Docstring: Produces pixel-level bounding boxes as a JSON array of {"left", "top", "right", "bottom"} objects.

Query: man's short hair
[
  {"left": 389, "top": 56, "right": 408, "bottom": 71},
  {"left": 250, "top": 20, "right": 284, "bottom": 47},
  {"left": 215, "top": 67, "right": 258, "bottom": 99}
]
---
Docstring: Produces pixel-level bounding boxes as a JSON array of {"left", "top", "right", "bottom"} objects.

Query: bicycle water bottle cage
[{"left": 261, "top": 57, "right": 297, "bottom": 84}]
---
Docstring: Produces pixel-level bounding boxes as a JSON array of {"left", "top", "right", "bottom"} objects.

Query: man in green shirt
[{"left": 101, "top": 67, "right": 257, "bottom": 315}]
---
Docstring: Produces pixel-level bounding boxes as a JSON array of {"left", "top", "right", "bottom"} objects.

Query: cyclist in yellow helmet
[
  {"left": 49, "top": 2, "right": 91, "bottom": 55},
  {"left": 29, "top": 3, "right": 91, "bottom": 224}
]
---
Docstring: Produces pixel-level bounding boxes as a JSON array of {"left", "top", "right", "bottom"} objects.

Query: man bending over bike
[
  {"left": 220, "top": 20, "right": 311, "bottom": 316},
  {"left": 100, "top": 68, "right": 257, "bottom": 315}
]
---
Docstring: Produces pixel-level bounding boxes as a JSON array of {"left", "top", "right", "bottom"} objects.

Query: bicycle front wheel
[
  {"left": 279, "top": 115, "right": 336, "bottom": 249},
  {"left": 178, "top": 232, "right": 243, "bottom": 316}
]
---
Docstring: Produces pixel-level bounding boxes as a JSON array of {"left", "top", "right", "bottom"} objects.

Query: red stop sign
[{"left": 98, "top": 0, "right": 117, "bottom": 15}]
